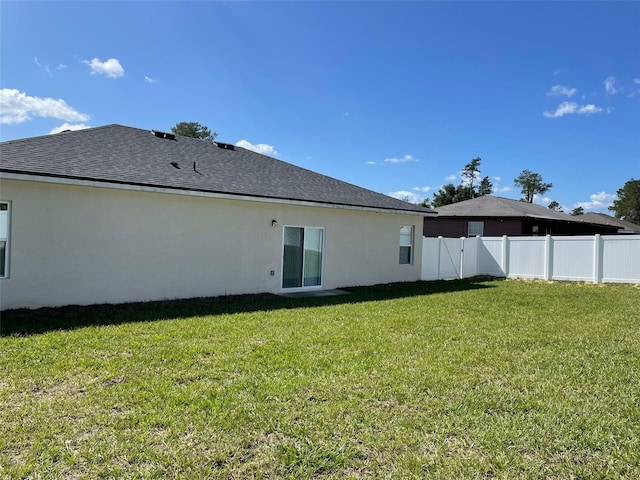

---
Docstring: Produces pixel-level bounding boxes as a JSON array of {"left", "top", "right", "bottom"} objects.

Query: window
[
  {"left": 0, "top": 202, "right": 9, "bottom": 278},
  {"left": 399, "top": 225, "right": 413, "bottom": 265},
  {"left": 468, "top": 221, "right": 484, "bottom": 237}
]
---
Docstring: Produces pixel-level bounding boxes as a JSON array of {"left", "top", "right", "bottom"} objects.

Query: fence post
[
  {"left": 474, "top": 236, "right": 481, "bottom": 277},
  {"left": 437, "top": 236, "right": 443, "bottom": 280},
  {"left": 501, "top": 235, "right": 509, "bottom": 278},
  {"left": 593, "top": 234, "right": 602, "bottom": 284},
  {"left": 459, "top": 237, "right": 465, "bottom": 279},
  {"left": 544, "top": 235, "right": 553, "bottom": 281}
]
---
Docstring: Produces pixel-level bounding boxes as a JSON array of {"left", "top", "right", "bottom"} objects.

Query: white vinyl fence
[{"left": 422, "top": 235, "right": 640, "bottom": 284}]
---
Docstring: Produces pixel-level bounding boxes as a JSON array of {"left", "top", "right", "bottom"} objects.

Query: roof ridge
[
  {"left": 491, "top": 196, "right": 518, "bottom": 205},
  {"left": 0, "top": 123, "right": 128, "bottom": 145}
]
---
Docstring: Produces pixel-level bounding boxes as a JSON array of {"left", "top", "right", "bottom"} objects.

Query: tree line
[
  {"left": 418, "top": 157, "right": 638, "bottom": 223},
  {"left": 419, "top": 158, "right": 553, "bottom": 209}
]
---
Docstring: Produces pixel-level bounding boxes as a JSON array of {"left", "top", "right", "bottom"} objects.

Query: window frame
[
  {"left": 399, "top": 225, "right": 414, "bottom": 265},
  {"left": 0, "top": 201, "right": 10, "bottom": 279},
  {"left": 468, "top": 221, "right": 484, "bottom": 237}
]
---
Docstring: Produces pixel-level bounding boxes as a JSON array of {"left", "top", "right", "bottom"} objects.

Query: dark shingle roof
[
  {"left": 433, "top": 196, "right": 634, "bottom": 231},
  {"left": 433, "top": 195, "right": 578, "bottom": 221},
  {"left": 0, "top": 124, "right": 432, "bottom": 215},
  {"left": 579, "top": 213, "right": 640, "bottom": 233}
]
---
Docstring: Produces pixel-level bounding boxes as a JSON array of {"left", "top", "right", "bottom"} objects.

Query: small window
[
  {"left": 468, "top": 221, "right": 484, "bottom": 237},
  {"left": 399, "top": 225, "right": 414, "bottom": 265},
  {"left": 0, "top": 202, "right": 9, "bottom": 278}
]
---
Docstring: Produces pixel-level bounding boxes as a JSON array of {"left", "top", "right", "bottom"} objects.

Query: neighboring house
[
  {"left": 578, "top": 212, "right": 640, "bottom": 235},
  {"left": 424, "top": 195, "right": 619, "bottom": 237},
  {"left": 0, "top": 125, "right": 434, "bottom": 310}
]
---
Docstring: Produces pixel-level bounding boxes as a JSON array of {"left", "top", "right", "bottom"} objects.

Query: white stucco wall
[{"left": 0, "top": 178, "right": 424, "bottom": 309}]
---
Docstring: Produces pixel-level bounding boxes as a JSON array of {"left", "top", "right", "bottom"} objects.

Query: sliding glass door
[{"left": 282, "top": 226, "right": 324, "bottom": 289}]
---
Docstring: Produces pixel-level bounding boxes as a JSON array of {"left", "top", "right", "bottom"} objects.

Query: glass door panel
[
  {"left": 283, "top": 227, "right": 304, "bottom": 288},
  {"left": 303, "top": 228, "right": 323, "bottom": 287}
]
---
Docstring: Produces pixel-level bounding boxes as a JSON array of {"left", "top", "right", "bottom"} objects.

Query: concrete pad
[{"left": 279, "top": 289, "right": 351, "bottom": 298}]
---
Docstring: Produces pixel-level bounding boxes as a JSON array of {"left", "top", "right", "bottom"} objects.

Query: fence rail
[{"left": 422, "top": 235, "right": 640, "bottom": 284}]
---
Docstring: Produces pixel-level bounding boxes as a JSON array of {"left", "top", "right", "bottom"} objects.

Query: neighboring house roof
[
  {"left": 433, "top": 195, "right": 578, "bottom": 221},
  {"left": 433, "top": 195, "right": 621, "bottom": 231},
  {"left": 0, "top": 124, "right": 433, "bottom": 215},
  {"left": 578, "top": 212, "right": 640, "bottom": 234}
]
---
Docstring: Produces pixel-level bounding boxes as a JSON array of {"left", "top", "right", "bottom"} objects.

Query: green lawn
[{"left": 1, "top": 279, "right": 639, "bottom": 479}]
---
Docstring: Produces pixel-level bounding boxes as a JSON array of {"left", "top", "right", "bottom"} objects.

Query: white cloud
[
  {"left": 579, "top": 104, "right": 603, "bottom": 115},
  {"left": 48, "top": 122, "right": 91, "bottom": 134},
  {"left": 533, "top": 194, "right": 553, "bottom": 206},
  {"left": 83, "top": 58, "right": 125, "bottom": 78},
  {"left": 445, "top": 174, "right": 457, "bottom": 182},
  {"left": 628, "top": 78, "right": 640, "bottom": 98},
  {"left": 604, "top": 76, "right": 617, "bottom": 95},
  {"left": 547, "top": 85, "right": 576, "bottom": 97},
  {"left": 490, "top": 176, "right": 513, "bottom": 193},
  {"left": 388, "top": 190, "right": 423, "bottom": 204},
  {"left": 366, "top": 161, "right": 377, "bottom": 165},
  {"left": 144, "top": 76, "right": 156, "bottom": 84},
  {"left": 235, "top": 139, "right": 278, "bottom": 156},
  {"left": 34, "top": 57, "right": 50, "bottom": 74},
  {"left": 413, "top": 186, "right": 431, "bottom": 192},
  {"left": 543, "top": 101, "right": 603, "bottom": 118},
  {"left": 460, "top": 171, "right": 482, "bottom": 187},
  {"left": 0, "top": 88, "right": 90, "bottom": 125},
  {"left": 384, "top": 154, "right": 418, "bottom": 164},
  {"left": 575, "top": 191, "right": 617, "bottom": 212},
  {"left": 35, "top": 57, "right": 68, "bottom": 74}
]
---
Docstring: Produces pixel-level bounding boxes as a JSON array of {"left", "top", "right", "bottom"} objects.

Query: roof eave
[{"left": 0, "top": 171, "right": 436, "bottom": 217}]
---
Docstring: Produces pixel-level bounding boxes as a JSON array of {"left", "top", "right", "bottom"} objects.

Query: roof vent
[
  {"left": 216, "top": 142, "right": 235, "bottom": 151},
  {"left": 151, "top": 130, "right": 176, "bottom": 140}
]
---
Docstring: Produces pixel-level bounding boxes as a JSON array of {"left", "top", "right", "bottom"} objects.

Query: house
[
  {"left": 577, "top": 212, "right": 640, "bottom": 235},
  {"left": 424, "top": 195, "right": 619, "bottom": 237},
  {"left": 0, "top": 125, "right": 434, "bottom": 310}
]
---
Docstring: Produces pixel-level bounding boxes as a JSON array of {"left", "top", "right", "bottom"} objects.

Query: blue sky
[{"left": 1, "top": 1, "right": 638, "bottom": 213}]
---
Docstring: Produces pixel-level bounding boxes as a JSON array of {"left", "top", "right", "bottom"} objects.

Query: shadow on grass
[{"left": 1, "top": 277, "right": 499, "bottom": 336}]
